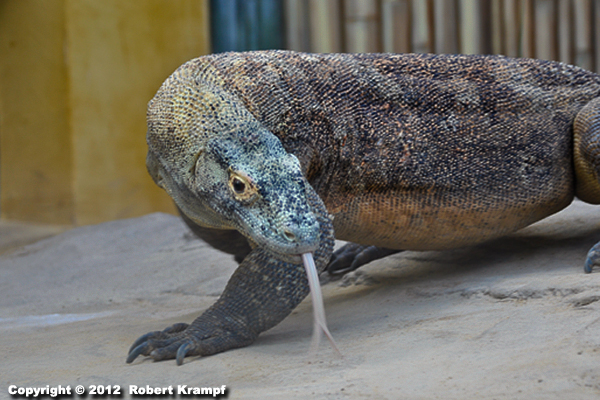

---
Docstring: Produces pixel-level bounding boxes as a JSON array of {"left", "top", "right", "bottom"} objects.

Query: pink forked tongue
[{"left": 301, "top": 253, "right": 341, "bottom": 356}]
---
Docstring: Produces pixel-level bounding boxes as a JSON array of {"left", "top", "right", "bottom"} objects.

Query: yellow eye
[{"left": 228, "top": 170, "right": 257, "bottom": 201}]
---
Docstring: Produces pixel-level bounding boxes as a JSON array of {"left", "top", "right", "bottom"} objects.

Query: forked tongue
[{"left": 301, "top": 252, "right": 341, "bottom": 356}]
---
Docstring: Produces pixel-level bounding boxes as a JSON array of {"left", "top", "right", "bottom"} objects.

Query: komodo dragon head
[{"left": 145, "top": 60, "right": 321, "bottom": 259}]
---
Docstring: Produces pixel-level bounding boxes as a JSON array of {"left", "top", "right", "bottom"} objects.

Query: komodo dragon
[{"left": 127, "top": 51, "right": 600, "bottom": 365}]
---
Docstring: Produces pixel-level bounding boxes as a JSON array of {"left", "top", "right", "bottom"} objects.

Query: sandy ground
[{"left": 2, "top": 200, "right": 600, "bottom": 399}]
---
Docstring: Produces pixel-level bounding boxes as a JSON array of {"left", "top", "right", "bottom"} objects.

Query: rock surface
[{"left": 1, "top": 201, "right": 600, "bottom": 399}]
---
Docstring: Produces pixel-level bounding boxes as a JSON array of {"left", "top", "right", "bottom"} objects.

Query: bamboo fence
[{"left": 284, "top": 0, "right": 600, "bottom": 72}]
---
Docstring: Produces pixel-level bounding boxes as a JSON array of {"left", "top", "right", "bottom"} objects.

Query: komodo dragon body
[{"left": 128, "top": 51, "right": 600, "bottom": 365}]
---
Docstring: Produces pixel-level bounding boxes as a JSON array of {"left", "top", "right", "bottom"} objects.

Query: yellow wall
[
  {"left": 0, "top": 1, "right": 74, "bottom": 224},
  {"left": 0, "top": 0, "right": 210, "bottom": 225}
]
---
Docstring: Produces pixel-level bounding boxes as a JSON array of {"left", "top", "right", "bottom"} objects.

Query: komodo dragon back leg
[{"left": 573, "top": 97, "right": 600, "bottom": 272}]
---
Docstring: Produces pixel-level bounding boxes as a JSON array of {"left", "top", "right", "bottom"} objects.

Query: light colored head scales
[
  {"left": 145, "top": 57, "right": 321, "bottom": 257},
  {"left": 147, "top": 59, "right": 257, "bottom": 182}
]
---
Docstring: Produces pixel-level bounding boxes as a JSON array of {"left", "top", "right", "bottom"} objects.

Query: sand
[{"left": 2, "top": 201, "right": 600, "bottom": 399}]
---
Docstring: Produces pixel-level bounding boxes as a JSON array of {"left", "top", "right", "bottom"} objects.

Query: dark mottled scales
[
  {"left": 130, "top": 51, "right": 600, "bottom": 364},
  {"left": 193, "top": 52, "right": 600, "bottom": 249}
]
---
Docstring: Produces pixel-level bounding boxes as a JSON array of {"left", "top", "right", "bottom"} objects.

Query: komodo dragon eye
[
  {"left": 227, "top": 169, "right": 257, "bottom": 202},
  {"left": 231, "top": 177, "right": 245, "bottom": 194}
]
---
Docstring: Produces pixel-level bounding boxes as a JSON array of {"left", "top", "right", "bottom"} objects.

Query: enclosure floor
[{"left": 2, "top": 202, "right": 600, "bottom": 399}]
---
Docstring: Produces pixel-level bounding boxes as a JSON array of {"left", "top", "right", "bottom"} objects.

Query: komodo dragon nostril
[{"left": 282, "top": 228, "right": 297, "bottom": 242}]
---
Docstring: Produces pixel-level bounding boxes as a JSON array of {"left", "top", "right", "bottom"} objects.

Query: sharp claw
[
  {"left": 128, "top": 331, "right": 161, "bottom": 354},
  {"left": 126, "top": 342, "right": 151, "bottom": 364},
  {"left": 328, "top": 264, "right": 355, "bottom": 276},
  {"left": 585, "top": 258, "right": 594, "bottom": 273},
  {"left": 327, "top": 244, "right": 401, "bottom": 275},
  {"left": 584, "top": 244, "right": 600, "bottom": 273},
  {"left": 176, "top": 342, "right": 191, "bottom": 366}
]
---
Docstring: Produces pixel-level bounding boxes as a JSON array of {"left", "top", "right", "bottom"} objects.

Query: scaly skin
[
  {"left": 127, "top": 183, "right": 333, "bottom": 365},
  {"left": 128, "top": 51, "right": 600, "bottom": 365}
]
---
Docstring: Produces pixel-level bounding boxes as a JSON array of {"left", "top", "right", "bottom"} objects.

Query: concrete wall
[{"left": 0, "top": 0, "right": 210, "bottom": 225}]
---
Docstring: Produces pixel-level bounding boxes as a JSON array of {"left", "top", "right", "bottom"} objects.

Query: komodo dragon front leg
[{"left": 127, "top": 187, "right": 333, "bottom": 365}]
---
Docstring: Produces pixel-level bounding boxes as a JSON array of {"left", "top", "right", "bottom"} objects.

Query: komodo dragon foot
[
  {"left": 127, "top": 323, "right": 194, "bottom": 364},
  {"left": 126, "top": 250, "right": 303, "bottom": 365},
  {"left": 126, "top": 317, "right": 256, "bottom": 365},
  {"left": 327, "top": 243, "right": 402, "bottom": 275}
]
